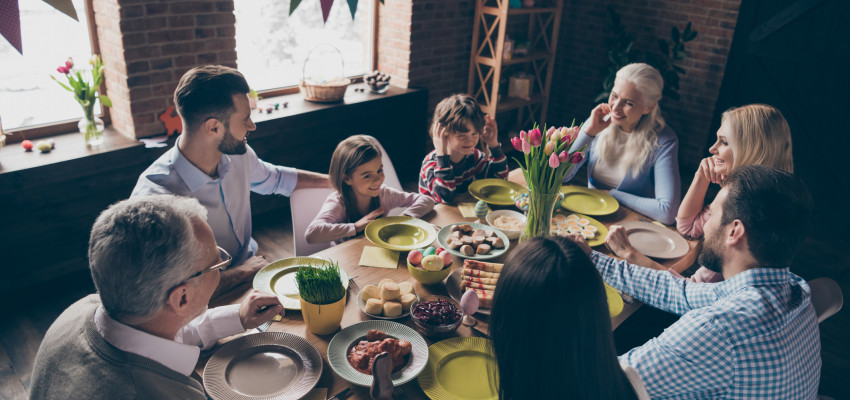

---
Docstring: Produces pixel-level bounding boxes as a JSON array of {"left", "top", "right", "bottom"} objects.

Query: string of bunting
[
  {"left": 290, "top": 0, "right": 385, "bottom": 24},
  {"left": 1, "top": 0, "right": 77, "bottom": 55}
]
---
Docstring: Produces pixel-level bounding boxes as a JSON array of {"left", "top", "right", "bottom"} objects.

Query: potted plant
[{"left": 296, "top": 261, "right": 347, "bottom": 335}]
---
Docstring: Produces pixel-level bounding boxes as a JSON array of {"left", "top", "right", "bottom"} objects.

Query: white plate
[
  {"left": 619, "top": 221, "right": 689, "bottom": 259},
  {"left": 356, "top": 284, "right": 418, "bottom": 320}
]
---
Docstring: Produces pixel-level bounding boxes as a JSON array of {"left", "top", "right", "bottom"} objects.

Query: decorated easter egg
[
  {"left": 435, "top": 247, "right": 445, "bottom": 255},
  {"left": 407, "top": 249, "right": 423, "bottom": 265},
  {"left": 440, "top": 251, "right": 452, "bottom": 267},
  {"left": 423, "top": 247, "right": 436, "bottom": 256},
  {"left": 421, "top": 254, "right": 444, "bottom": 271},
  {"left": 35, "top": 140, "right": 52, "bottom": 153},
  {"left": 474, "top": 200, "right": 490, "bottom": 219},
  {"left": 460, "top": 289, "right": 480, "bottom": 315},
  {"left": 21, "top": 140, "right": 33, "bottom": 151}
]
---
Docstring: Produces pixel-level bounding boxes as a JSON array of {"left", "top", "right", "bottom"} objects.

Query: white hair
[
  {"left": 595, "top": 63, "right": 666, "bottom": 177},
  {"left": 88, "top": 195, "right": 208, "bottom": 321}
]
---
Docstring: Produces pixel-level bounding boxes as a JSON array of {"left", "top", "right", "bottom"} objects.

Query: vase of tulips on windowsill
[
  {"left": 52, "top": 55, "right": 112, "bottom": 147},
  {"left": 511, "top": 123, "right": 586, "bottom": 242}
]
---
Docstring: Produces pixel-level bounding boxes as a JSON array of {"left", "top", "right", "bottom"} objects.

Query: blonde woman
[
  {"left": 564, "top": 63, "right": 680, "bottom": 225},
  {"left": 606, "top": 104, "right": 793, "bottom": 281}
]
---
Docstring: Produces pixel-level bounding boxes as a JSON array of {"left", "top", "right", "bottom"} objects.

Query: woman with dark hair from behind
[{"left": 489, "top": 236, "right": 648, "bottom": 399}]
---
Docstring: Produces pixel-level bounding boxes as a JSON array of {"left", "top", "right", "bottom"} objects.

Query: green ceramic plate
[
  {"left": 468, "top": 179, "right": 528, "bottom": 205},
  {"left": 327, "top": 320, "right": 429, "bottom": 387},
  {"left": 551, "top": 212, "right": 609, "bottom": 247},
  {"left": 364, "top": 216, "right": 437, "bottom": 251},
  {"left": 559, "top": 186, "right": 620, "bottom": 215},
  {"left": 605, "top": 284, "right": 624, "bottom": 318},
  {"left": 253, "top": 257, "right": 349, "bottom": 310},
  {"left": 436, "top": 222, "right": 510, "bottom": 261},
  {"left": 418, "top": 337, "right": 498, "bottom": 400}
]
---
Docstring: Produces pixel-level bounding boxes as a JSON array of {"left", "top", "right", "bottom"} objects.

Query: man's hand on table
[
  {"left": 605, "top": 225, "right": 637, "bottom": 260},
  {"left": 239, "top": 289, "right": 284, "bottom": 330}
]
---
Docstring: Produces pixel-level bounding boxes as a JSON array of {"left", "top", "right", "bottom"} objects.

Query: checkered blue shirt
[{"left": 591, "top": 251, "right": 821, "bottom": 399}]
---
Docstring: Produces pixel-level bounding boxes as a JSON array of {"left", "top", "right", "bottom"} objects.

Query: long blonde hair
[
  {"left": 722, "top": 104, "right": 793, "bottom": 173},
  {"left": 594, "top": 63, "right": 665, "bottom": 177},
  {"left": 328, "top": 135, "right": 382, "bottom": 222}
]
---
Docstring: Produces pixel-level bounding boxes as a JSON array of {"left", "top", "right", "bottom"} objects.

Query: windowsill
[{"left": 0, "top": 83, "right": 421, "bottom": 176}]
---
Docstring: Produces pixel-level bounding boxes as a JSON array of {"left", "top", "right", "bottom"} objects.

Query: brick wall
[
  {"left": 93, "top": 0, "right": 238, "bottom": 139},
  {"left": 549, "top": 0, "right": 741, "bottom": 172}
]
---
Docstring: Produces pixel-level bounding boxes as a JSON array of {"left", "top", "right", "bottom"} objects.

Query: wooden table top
[{"left": 198, "top": 169, "right": 700, "bottom": 399}]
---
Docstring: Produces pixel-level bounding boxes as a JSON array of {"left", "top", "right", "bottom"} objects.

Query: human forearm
[
  {"left": 294, "top": 170, "right": 331, "bottom": 190},
  {"left": 678, "top": 174, "right": 710, "bottom": 221}
]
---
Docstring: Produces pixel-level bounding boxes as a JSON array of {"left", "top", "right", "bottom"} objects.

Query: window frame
[
  {"left": 3, "top": 0, "right": 109, "bottom": 144},
  {"left": 249, "top": 0, "right": 380, "bottom": 99}
]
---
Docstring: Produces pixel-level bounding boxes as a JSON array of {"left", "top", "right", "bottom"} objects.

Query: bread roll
[
  {"left": 383, "top": 301, "right": 402, "bottom": 318},
  {"left": 462, "top": 268, "right": 500, "bottom": 280},
  {"left": 365, "top": 298, "right": 384, "bottom": 315},
  {"left": 360, "top": 285, "right": 381, "bottom": 301},
  {"left": 399, "top": 293, "right": 416, "bottom": 311},
  {"left": 461, "top": 280, "right": 496, "bottom": 291},
  {"left": 398, "top": 281, "right": 414, "bottom": 295},
  {"left": 380, "top": 282, "right": 401, "bottom": 301},
  {"left": 464, "top": 259, "right": 504, "bottom": 273},
  {"left": 461, "top": 274, "right": 499, "bottom": 286}
]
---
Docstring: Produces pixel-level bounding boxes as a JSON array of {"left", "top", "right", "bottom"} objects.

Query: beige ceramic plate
[
  {"left": 253, "top": 257, "right": 349, "bottom": 310},
  {"left": 619, "top": 221, "right": 688, "bottom": 259},
  {"left": 203, "top": 332, "right": 322, "bottom": 400}
]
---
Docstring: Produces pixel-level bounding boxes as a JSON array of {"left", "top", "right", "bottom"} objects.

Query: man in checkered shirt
[{"left": 580, "top": 165, "right": 821, "bottom": 399}]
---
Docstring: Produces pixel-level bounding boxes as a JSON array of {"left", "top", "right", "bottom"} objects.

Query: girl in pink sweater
[
  {"left": 306, "top": 135, "right": 434, "bottom": 245},
  {"left": 606, "top": 104, "right": 793, "bottom": 283}
]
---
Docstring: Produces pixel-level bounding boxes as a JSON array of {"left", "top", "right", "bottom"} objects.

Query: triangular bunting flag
[
  {"left": 346, "top": 0, "right": 358, "bottom": 19},
  {"left": 289, "top": 0, "right": 302, "bottom": 15},
  {"left": 41, "top": 0, "right": 78, "bottom": 21},
  {"left": 320, "top": 0, "right": 333, "bottom": 23},
  {"left": 0, "top": 0, "right": 22, "bottom": 54}
]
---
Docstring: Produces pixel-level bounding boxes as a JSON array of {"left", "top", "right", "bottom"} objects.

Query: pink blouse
[
  {"left": 672, "top": 205, "right": 722, "bottom": 283},
  {"left": 305, "top": 185, "right": 435, "bottom": 245}
]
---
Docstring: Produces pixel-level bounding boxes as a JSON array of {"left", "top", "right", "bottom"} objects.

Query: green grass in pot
[{"left": 295, "top": 261, "right": 346, "bottom": 305}]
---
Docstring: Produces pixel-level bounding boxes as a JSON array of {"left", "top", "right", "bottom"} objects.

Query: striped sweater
[{"left": 418, "top": 146, "right": 509, "bottom": 204}]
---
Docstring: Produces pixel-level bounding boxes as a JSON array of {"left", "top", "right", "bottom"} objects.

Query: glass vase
[
  {"left": 519, "top": 191, "right": 562, "bottom": 242},
  {"left": 78, "top": 111, "right": 104, "bottom": 147}
]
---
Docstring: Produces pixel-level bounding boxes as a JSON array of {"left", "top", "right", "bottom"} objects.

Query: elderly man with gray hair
[{"left": 29, "top": 195, "right": 283, "bottom": 400}]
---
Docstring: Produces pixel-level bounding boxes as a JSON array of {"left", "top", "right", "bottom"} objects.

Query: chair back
[
  {"left": 290, "top": 187, "right": 336, "bottom": 257},
  {"left": 808, "top": 277, "right": 843, "bottom": 323}
]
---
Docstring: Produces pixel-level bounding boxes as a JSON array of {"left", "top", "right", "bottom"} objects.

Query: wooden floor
[{"left": 1, "top": 209, "right": 847, "bottom": 399}]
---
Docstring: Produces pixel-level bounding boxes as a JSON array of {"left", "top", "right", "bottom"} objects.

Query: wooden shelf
[
  {"left": 480, "top": 6, "right": 559, "bottom": 16},
  {"left": 496, "top": 95, "right": 546, "bottom": 113},
  {"left": 476, "top": 50, "right": 551, "bottom": 67}
]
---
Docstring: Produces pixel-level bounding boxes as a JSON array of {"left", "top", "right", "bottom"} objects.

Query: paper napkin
[
  {"left": 359, "top": 246, "right": 400, "bottom": 269},
  {"left": 458, "top": 202, "right": 478, "bottom": 218}
]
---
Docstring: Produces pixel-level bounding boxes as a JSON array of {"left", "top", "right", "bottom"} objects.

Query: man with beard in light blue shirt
[{"left": 133, "top": 65, "right": 329, "bottom": 293}]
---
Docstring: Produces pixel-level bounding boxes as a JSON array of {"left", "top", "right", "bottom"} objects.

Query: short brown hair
[
  {"left": 430, "top": 94, "right": 486, "bottom": 136},
  {"left": 173, "top": 65, "right": 250, "bottom": 132}
]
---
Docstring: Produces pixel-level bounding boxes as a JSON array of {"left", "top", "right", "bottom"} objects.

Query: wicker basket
[{"left": 299, "top": 44, "right": 350, "bottom": 103}]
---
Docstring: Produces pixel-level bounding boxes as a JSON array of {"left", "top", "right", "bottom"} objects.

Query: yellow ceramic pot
[{"left": 300, "top": 296, "right": 346, "bottom": 335}]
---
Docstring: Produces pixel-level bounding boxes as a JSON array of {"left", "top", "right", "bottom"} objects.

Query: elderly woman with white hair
[{"left": 564, "top": 63, "right": 680, "bottom": 225}]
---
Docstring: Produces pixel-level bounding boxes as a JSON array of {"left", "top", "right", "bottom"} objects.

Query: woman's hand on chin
[{"left": 584, "top": 103, "right": 612, "bottom": 137}]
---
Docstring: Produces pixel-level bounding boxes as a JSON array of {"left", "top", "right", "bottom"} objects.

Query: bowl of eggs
[
  {"left": 485, "top": 209, "right": 526, "bottom": 239},
  {"left": 406, "top": 246, "right": 453, "bottom": 285}
]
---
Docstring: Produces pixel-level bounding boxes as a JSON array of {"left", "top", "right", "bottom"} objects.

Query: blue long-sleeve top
[{"left": 563, "top": 123, "right": 681, "bottom": 224}]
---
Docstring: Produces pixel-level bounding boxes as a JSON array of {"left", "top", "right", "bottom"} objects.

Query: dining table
[{"left": 197, "top": 168, "right": 701, "bottom": 400}]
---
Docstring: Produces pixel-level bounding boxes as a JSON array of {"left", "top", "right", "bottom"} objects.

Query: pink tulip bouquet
[
  {"left": 52, "top": 55, "right": 112, "bottom": 144},
  {"left": 511, "top": 123, "right": 586, "bottom": 241}
]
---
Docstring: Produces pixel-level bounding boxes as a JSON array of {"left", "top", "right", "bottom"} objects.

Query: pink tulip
[
  {"left": 520, "top": 130, "right": 527, "bottom": 140},
  {"left": 561, "top": 131, "right": 571, "bottom": 144},
  {"left": 529, "top": 128, "right": 542, "bottom": 147},
  {"left": 558, "top": 151, "right": 568, "bottom": 163},
  {"left": 549, "top": 152, "right": 560, "bottom": 168},
  {"left": 570, "top": 152, "right": 584, "bottom": 164},
  {"left": 544, "top": 140, "right": 556, "bottom": 156},
  {"left": 546, "top": 126, "right": 557, "bottom": 138},
  {"left": 56, "top": 66, "right": 70, "bottom": 74},
  {"left": 522, "top": 138, "right": 531, "bottom": 154},
  {"left": 65, "top": 57, "right": 74, "bottom": 69},
  {"left": 511, "top": 136, "right": 523, "bottom": 152}
]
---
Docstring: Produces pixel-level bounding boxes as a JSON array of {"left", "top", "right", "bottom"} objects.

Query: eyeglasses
[{"left": 183, "top": 246, "right": 231, "bottom": 282}]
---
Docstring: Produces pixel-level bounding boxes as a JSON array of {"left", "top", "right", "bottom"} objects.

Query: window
[
  {"left": 234, "top": 0, "right": 374, "bottom": 93},
  {"left": 0, "top": 0, "right": 100, "bottom": 132}
]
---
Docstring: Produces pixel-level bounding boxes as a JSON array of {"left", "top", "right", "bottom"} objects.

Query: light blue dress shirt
[
  {"left": 131, "top": 142, "right": 298, "bottom": 265},
  {"left": 591, "top": 251, "right": 821, "bottom": 399}
]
